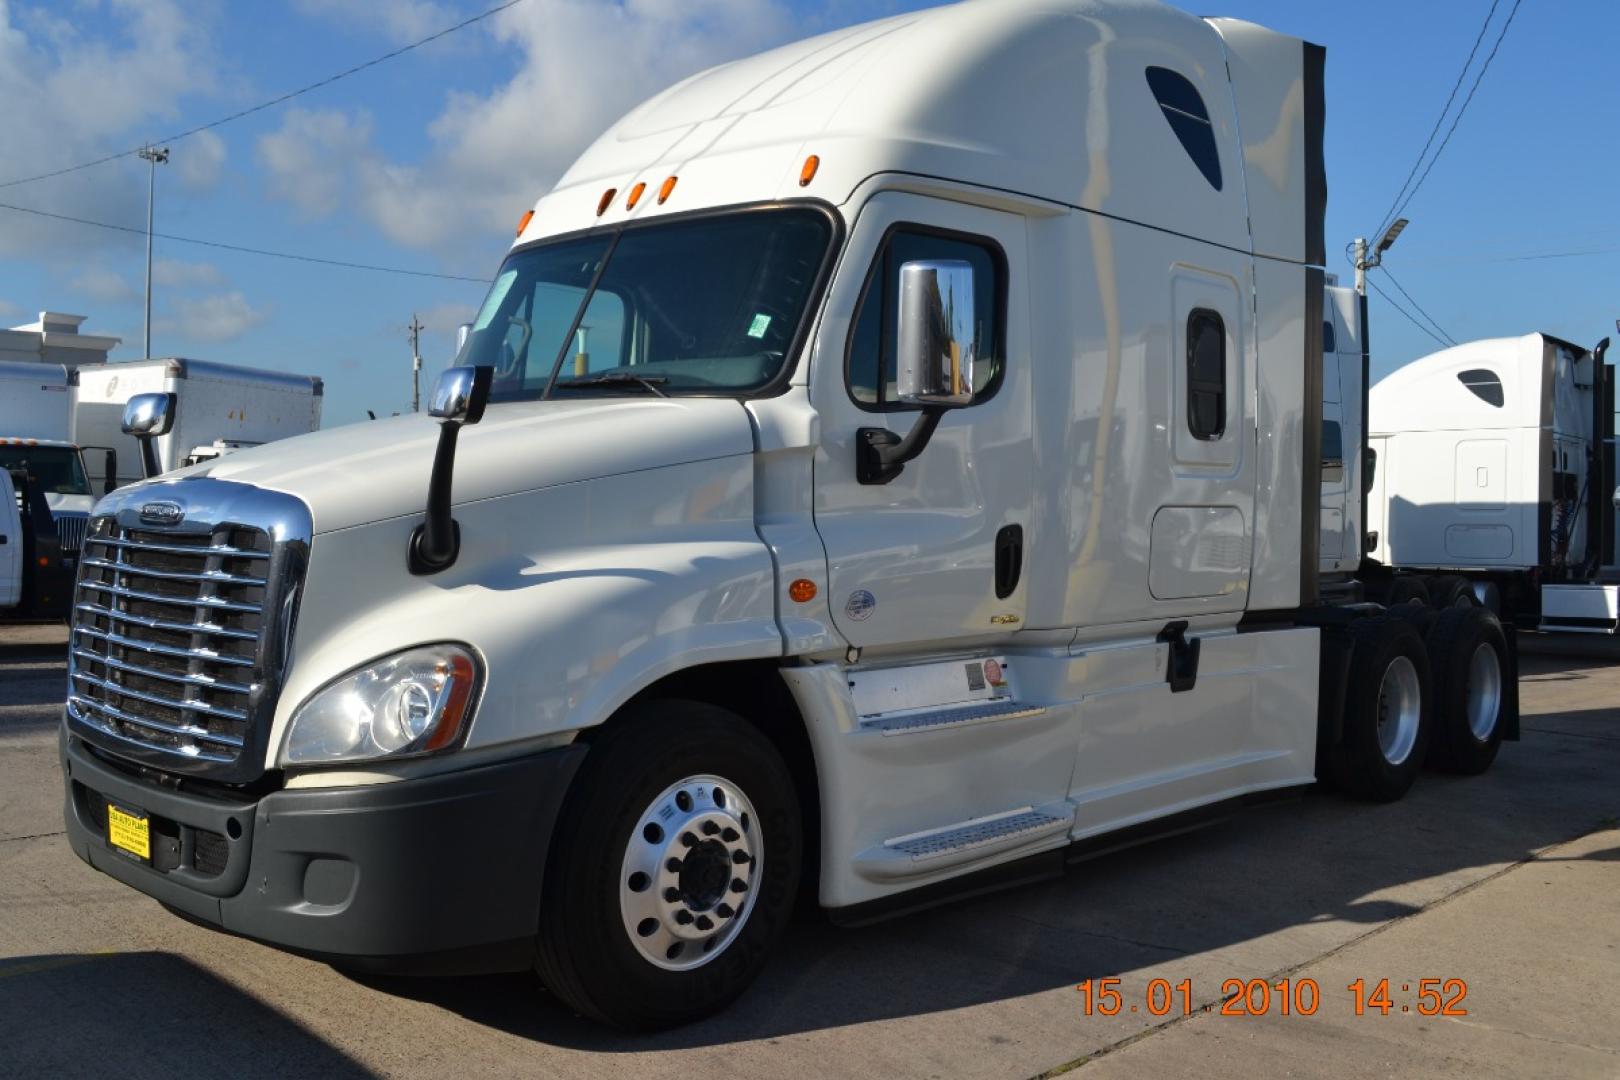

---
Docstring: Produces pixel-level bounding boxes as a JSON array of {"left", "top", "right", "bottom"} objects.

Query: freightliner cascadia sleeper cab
[{"left": 60, "top": 0, "right": 1517, "bottom": 1028}]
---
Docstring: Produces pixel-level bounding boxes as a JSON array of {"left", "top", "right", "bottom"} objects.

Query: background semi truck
[
  {"left": 60, "top": 0, "right": 1517, "bottom": 1030},
  {"left": 74, "top": 358, "right": 323, "bottom": 489},
  {"left": 1364, "top": 332, "right": 1617, "bottom": 630},
  {"left": 0, "top": 360, "right": 104, "bottom": 562}
]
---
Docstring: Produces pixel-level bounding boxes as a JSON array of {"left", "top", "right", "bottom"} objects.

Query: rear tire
[
  {"left": 1424, "top": 606, "right": 1510, "bottom": 775},
  {"left": 533, "top": 699, "right": 802, "bottom": 1029},
  {"left": 1329, "top": 615, "right": 1433, "bottom": 802},
  {"left": 1428, "top": 574, "right": 1475, "bottom": 608},
  {"left": 1384, "top": 576, "right": 1433, "bottom": 607}
]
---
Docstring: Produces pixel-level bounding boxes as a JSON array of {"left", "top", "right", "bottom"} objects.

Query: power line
[
  {"left": 1384, "top": 0, "right": 1526, "bottom": 230},
  {"left": 0, "top": 0, "right": 529, "bottom": 190},
  {"left": 0, "top": 199, "right": 489, "bottom": 284},
  {"left": 1369, "top": 0, "right": 1501, "bottom": 241},
  {"left": 1367, "top": 277, "right": 1451, "bottom": 350},
  {"left": 1378, "top": 266, "right": 1456, "bottom": 346}
]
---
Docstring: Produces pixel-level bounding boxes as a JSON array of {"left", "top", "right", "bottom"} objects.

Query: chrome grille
[
  {"left": 53, "top": 512, "right": 88, "bottom": 554},
  {"left": 65, "top": 480, "right": 310, "bottom": 782}
]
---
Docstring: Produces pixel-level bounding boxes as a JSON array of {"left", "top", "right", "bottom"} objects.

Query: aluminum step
[
  {"left": 852, "top": 803, "right": 1074, "bottom": 881},
  {"left": 860, "top": 698, "right": 1046, "bottom": 736}
]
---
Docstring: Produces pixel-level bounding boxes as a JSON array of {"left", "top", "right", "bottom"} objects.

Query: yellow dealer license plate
[{"left": 106, "top": 805, "right": 151, "bottom": 862}]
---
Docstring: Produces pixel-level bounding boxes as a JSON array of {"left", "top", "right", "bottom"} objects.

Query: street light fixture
[
  {"left": 1353, "top": 217, "right": 1409, "bottom": 296},
  {"left": 137, "top": 144, "right": 170, "bottom": 359}
]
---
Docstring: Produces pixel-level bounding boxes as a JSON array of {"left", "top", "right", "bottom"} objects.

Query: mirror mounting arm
[
  {"left": 409, "top": 365, "right": 492, "bottom": 576},
  {"left": 857, "top": 406, "right": 944, "bottom": 485}
]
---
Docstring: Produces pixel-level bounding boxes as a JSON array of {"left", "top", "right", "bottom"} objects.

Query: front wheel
[{"left": 534, "top": 699, "right": 801, "bottom": 1029}]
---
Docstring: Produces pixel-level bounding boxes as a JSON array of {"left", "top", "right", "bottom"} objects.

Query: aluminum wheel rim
[
  {"left": 619, "top": 774, "right": 760, "bottom": 972},
  {"left": 1376, "top": 655, "right": 1422, "bottom": 766},
  {"left": 1465, "top": 643, "right": 1503, "bottom": 741}
]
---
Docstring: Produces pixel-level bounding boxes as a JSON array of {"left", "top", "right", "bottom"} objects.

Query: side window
[
  {"left": 1322, "top": 419, "right": 1344, "bottom": 479},
  {"left": 1186, "top": 309, "right": 1226, "bottom": 440},
  {"left": 848, "top": 229, "right": 1002, "bottom": 408},
  {"left": 1457, "top": 368, "right": 1504, "bottom": 408},
  {"left": 1322, "top": 318, "right": 1336, "bottom": 354},
  {"left": 1145, "top": 67, "right": 1222, "bottom": 191}
]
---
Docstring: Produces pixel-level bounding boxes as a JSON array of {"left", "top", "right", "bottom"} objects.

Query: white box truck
[
  {"left": 74, "top": 358, "right": 323, "bottom": 489},
  {"left": 1365, "top": 332, "right": 1617, "bottom": 629},
  {"left": 59, "top": 0, "right": 1518, "bottom": 1029}
]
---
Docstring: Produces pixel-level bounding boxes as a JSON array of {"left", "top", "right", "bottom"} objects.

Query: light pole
[
  {"left": 1353, "top": 217, "right": 1408, "bottom": 297},
  {"left": 137, "top": 144, "right": 170, "bottom": 359}
]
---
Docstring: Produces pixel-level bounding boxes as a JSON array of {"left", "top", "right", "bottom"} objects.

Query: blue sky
[{"left": 0, "top": 0, "right": 1614, "bottom": 425}]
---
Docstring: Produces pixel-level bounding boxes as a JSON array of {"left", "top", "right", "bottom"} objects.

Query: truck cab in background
[
  {"left": 0, "top": 361, "right": 105, "bottom": 568},
  {"left": 0, "top": 469, "right": 21, "bottom": 611},
  {"left": 1320, "top": 281, "right": 1367, "bottom": 596}
]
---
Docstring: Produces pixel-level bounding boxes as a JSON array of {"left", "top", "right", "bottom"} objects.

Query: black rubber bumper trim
[{"left": 63, "top": 731, "right": 587, "bottom": 969}]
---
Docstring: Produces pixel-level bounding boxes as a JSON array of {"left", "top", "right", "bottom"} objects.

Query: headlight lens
[{"left": 282, "top": 644, "right": 479, "bottom": 765}]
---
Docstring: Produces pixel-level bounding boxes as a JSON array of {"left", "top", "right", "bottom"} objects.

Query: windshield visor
[{"left": 460, "top": 207, "right": 834, "bottom": 400}]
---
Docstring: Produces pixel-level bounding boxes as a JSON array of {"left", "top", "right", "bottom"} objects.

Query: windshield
[
  {"left": 458, "top": 207, "right": 834, "bottom": 400},
  {"left": 0, "top": 446, "right": 89, "bottom": 495}
]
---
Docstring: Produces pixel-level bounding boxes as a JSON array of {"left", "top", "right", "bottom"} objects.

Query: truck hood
[{"left": 180, "top": 396, "right": 756, "bottom": 533}]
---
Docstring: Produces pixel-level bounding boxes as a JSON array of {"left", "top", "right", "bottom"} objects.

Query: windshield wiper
[{"left": 555, "top": 372, "right": 669, "bottom": 397}]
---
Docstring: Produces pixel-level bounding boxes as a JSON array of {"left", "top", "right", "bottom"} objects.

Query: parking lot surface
[{"left": 2, "top": 622, "right": 1617, "bottom": 1079}]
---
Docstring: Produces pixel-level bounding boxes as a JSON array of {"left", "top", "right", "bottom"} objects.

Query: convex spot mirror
[
  {"left": 121, "top": 392, "right": 176, "bottom": 438},
  {"left": 896, "top": 259, "right": 977, "bottom": 408}
]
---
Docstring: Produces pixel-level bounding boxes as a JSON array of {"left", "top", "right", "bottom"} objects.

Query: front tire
[{"left": 534, "top": 699, "right": 802, "bottom": 1029}]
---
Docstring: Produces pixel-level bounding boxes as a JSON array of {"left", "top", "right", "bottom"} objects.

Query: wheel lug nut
[
  {"left": 732, "top": 850, "right": 750, "bottom": 865},
  {"left": 695, "top": 915, "right": 714, "bottom": 931},
  {"left": 701, "top": 821, "right": 720, "bottom": 836},
  {"left": 716, "top": 903, "right": 734, "bottom": 919},
  {"left": 663, "top": 887, "right": 680, "bottom": 903},
  {"left": 681, "top": 831, "right": 698, "bottom": 848},
  {"left": 675, "top": 910, "right": 694, "bottom": 925},
  {"left": 666, "top": 857, "right": 682, "bottom": 873},
  {"left": 730, "top": 878, "right": 748, "bottom": 893},
  {"left": 721, "top": 827, "right": 740, "bottom": 843}
]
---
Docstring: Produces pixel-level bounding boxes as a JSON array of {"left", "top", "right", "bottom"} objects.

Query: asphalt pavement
[{"left": 2, "top": 622, "right": 1616, "bottom": 1079}]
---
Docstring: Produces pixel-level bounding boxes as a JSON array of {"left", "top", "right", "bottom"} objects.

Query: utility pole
[
  {"left": 408, "top": 313, "right": 424, "bottom": 412},
  {"left": 1355, "top": 218, "right": 1409, "bottom": 297},
  {"left": 1353, "top": 237, "right": 1368, "bottom": 297},
  {"left": 137, "top": 144, "right": 170, "bottom": 359}
]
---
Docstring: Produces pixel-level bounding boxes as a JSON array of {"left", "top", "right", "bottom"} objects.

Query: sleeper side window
[
  {"left": 847, "top": 228, "right": 1003, "bottom": 409},
  {"left": 1457, "top": 368, "right": 1504, "bottom": 407},
  {"left": 1145, "top": 66, "right": 1222, "bottom": 191},
  {"left": 1322, "top": 419, "right": 1344, "bottom": 480},
  {"left": 1186, "top": 308, "right": 1226, "bottom": 440},
  {"left": 1322, "top": 319, "right": 1337, "bottom": 354}
]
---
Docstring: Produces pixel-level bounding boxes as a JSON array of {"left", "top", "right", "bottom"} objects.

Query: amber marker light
[
  {"left": 789, "top": 578, "right": 818, "bottom": 603},
  {"left": 420, "top": 651, "right": 479, "bottom": 753},
  {"left": 626, "top": 182, "right": 646, "bottom": 210},
  {"left": 515, "top": 209, "right": 534, "bottom": 236},
  {"left": 597, "top": 188, "right": 618, "bottom": 217},
  {"left": 799, "top": 154, "right": 820, "bottom": 187},
  {"left": 658, "top": 175, "right": 678, "bottom": 204}
]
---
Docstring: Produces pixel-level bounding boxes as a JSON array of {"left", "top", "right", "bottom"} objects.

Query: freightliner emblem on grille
[{"left": 138, "top": 501, "right": 185, "bottom": 526}]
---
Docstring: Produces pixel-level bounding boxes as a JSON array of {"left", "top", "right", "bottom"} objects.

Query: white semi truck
[
  {"left": 1365, "top": 332, "right": 1617, "bottom": 630},
  {"left": 0, "top": 361, "right": 109, "bottom": 571},
  {"left": 61, "top": 0, "right": 1516, "bottom": 1029},
  {"left": 74, "top": 358, "right": 323, "bottom": 490}
]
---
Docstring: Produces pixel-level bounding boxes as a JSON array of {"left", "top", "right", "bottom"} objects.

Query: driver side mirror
[
  {"left": 121, "top": 392, "right": 176, "bottom": 480},
  {"left": 896, "top": 259, "right": 977, "bottom": 408}
]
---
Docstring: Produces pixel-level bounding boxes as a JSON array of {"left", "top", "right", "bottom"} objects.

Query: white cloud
[
  {"left": 293, "top": 0, "right": 463, "bottom": 45},
  {"left": 255, "top": 0, "right": 802, "bottom": 256},
  {"left": 173, "top": 129, "right": 228, "bottom": 192},
  {"left": 0, "top": 0, "right": 222, "bottom": 257},
  {"left": 153, "top": 258, "right": 225, "bottom": 288},
  {"left": 160, "top": 291, "right": 268, "bottom": 343},
  {"left": 71, "top": 266, "right": 138, "bottom": 304},
  {"left": 256, "top": 107, "right": 375, "bottom": 218}
]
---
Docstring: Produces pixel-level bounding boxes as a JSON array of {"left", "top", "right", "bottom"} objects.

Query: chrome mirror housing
[
  {"left": 895, "top": 259, "right": 977, "bottom": 408},
  {"left": 428, "top": 366, "right": 492, "bottom": 425},
  {"left": 121, "top": 392, "right": 176, "bottom": 438}
]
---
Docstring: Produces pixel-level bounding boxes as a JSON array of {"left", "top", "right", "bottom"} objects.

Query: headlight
[{"left": 282, "top": 644, "right": 480, "bottom": 765}]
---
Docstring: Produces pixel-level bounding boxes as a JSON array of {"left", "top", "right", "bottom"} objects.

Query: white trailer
[
  {"left": 74, "top": 358, "right": 323, "bottom": 489},
  {"left": 60, "top": 0, "right": 1518, "bottom": 1029},
  {"left": 0, "top": 361, "right": 99, "bottom": 557},
  {"left": 1366, "top": 332, "right": 1616, "bottom": 630}
]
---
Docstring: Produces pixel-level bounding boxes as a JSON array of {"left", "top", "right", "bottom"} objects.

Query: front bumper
[{"left": 61, "top": 729, "right": 587, "bottom": 973}]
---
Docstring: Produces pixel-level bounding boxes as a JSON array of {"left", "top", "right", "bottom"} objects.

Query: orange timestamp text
[{"left": 1076, "top": 977, "right": 1468, "bottom": 1018}]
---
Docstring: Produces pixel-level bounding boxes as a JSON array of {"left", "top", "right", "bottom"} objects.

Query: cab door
[
  {"left": 0, "top": 471, "right": 21, "bottom": 609},
  {"left": 811, "top": 193, "right": 1033, "bottom": 649}
]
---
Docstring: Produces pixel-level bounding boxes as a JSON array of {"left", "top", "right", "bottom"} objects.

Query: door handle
[{"left": 994, "top": 524, "right": 1023, "bottom": 599}]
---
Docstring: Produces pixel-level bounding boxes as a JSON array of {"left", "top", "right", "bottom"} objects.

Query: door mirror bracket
[{"left": 857, "top": 409, "right": 944, "bottom": 485}]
